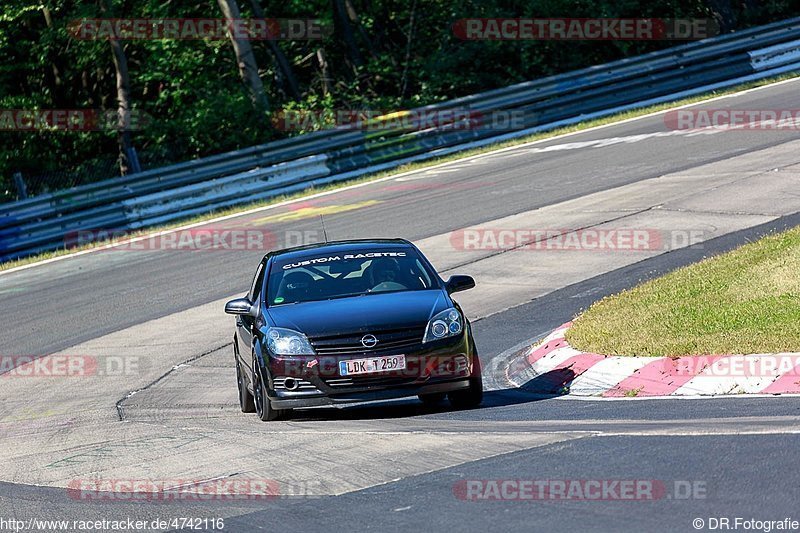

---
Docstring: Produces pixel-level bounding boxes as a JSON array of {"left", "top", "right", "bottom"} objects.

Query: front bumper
[
  {"left": 269, "top": 378, "right": 471, "bottom": 409},
  {"left": 263, "top": 334, "right": 476, "bottom": 409}
]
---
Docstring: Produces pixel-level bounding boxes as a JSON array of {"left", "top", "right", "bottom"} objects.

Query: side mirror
[
  {"left": 445, "top": 275, "right": 475, "bottom": 294},
  {"left": 225, "top": 297, "right": 255, "bottom": 316}
]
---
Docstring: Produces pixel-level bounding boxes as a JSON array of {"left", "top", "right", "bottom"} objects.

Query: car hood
[{"left": 266, "top": 290, "right": 448, "bottom": 337}]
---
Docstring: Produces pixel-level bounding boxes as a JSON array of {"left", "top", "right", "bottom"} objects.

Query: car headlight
[
  {"left": 423, "top": 307, "right": 463, "bottom": 343},
  {"left": 266, "top": 327, "right": 315, "bottom": 355}
]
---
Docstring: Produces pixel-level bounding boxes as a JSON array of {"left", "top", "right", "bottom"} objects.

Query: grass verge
[
  {"left": 566, "top": 226, "right": 800, "bottom": 357},
  {"left": 2, "top": 72, "right": 798, "bottom": 273}
]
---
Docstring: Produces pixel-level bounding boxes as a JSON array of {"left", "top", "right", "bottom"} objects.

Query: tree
[
  {"left": 101, "top": 0, "right": 140, "bottom": 175},
  {"left": 705, "top": 0, "right": 737, "bottom": 32},
  {"left": 332, "top": 0, "right": 363, "bottom": 74},
  {"left": 246, "top": 0, "right": 300, "bottom": 99},
  {"left": 216, "top": 0, "right": 269, "bottom": 111}
]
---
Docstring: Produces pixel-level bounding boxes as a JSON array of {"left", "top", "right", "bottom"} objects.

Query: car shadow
[
  {"left": 285, "top": 367, "right": 575, "bottom": 422},
  {"left": 479, "top": 367, "right": 577, "bottom": 406}
]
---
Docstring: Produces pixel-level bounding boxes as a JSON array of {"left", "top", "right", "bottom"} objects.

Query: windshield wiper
[{"left": 322, "top": 292, "right": 369, "bottom": 301}]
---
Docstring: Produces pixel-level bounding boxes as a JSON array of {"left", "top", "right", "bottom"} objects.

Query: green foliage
[
  {"left": 0, "top": 0, "right": 797, "bottom": 200},
  {"left": 567, "top": 227, "right": 800, "bottom": 356}
]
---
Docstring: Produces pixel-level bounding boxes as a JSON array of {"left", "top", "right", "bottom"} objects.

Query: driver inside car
[
  {"left": 368, "top": 258, "right": 407, "bottom": 291},
  {"left": 278, "top": 271, "right": 316, "bottom": 302}
]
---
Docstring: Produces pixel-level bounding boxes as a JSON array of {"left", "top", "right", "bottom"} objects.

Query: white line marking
[{"left": 548, "top": 392, "right": 800, "bottom": 401}]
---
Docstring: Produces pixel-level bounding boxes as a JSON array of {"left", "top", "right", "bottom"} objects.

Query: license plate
[{"left": 339, "top": 355, "right": 406, "bottom": 376}]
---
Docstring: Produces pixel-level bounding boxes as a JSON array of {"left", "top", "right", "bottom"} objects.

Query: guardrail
[{"left": 2, "top": 17, "right": 800, "bottom": 261}]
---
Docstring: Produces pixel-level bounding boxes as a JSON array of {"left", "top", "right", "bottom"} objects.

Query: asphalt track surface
[{"left": 1, "top": 79, "right": 800, "bottom": 533}]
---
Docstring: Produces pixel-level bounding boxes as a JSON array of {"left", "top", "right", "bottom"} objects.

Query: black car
[{"left": 224, "top": 239, "right": 482, "bottom": 421}]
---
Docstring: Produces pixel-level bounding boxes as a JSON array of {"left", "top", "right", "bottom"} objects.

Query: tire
[
  {"left": 418, "top": 392, "right": 446, "bottom": 406},
  {"left": 236, "top": 359, "right": 255, "bottom": 413},
  {"left": 448, "top": 354, "right": 483, "bottom": 409},
  {"left": 253, "top": 354, "right": 283, "bottom": 422}
]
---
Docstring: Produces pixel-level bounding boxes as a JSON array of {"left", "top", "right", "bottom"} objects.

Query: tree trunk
[
  {"left": 246, "top": 0, "right": 301, "bottom": 99},
  {"left": 41, "top": 7, "right": 66, "bottom": 107},
  {"left": 216, "top": 0, "right": 269, "bottom": 111},
  {"left": 109, "top": 37, "right": 139, "bottom": 175},
  {"left": 316, "top": 49, "right": 331, "bottom": 95},
  {"left": 705, "top": 0, "right": 737, "bottom": 33},
  {"left": 399, "top": 0, "right": 417, "bottom": 99},
  {"left": 100, "top": 0, "right": 139, "bottom": 175},
  {"left": 344, "top": 0, "right": 378, "bottom": 60},
  {"left": 332, "top": 0, "right": 363, "bottom": 73}
]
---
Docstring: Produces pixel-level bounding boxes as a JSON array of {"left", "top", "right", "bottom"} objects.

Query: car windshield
[{"left": 267, "top": 249, "right": 436, "bottom": 305}]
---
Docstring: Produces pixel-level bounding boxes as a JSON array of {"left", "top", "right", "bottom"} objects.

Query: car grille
[
  {"left": 310, "top": 327, "right": 425, "bottom": 355},
  {"left": 324, "top": 376, "right": 418, "bottom": 388}
]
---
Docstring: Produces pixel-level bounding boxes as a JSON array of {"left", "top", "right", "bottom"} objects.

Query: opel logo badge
[{"left": 361, "top": 334, "right": 378, "bottom": 348}]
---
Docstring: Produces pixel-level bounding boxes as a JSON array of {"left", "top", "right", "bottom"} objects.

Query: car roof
[{"left": 265, "top": 238, "right": 415, "bottom": 262}]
